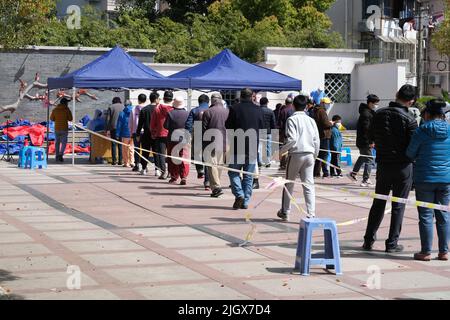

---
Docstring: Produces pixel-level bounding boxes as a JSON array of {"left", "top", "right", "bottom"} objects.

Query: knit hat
[
  {"left": 424, "top": 99, "right": 447, "bottom": 115},
  {"left": 172, "top": 96, "right": 185, "bottom": 109}
]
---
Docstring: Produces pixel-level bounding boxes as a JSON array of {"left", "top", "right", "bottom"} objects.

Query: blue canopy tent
[
  {"left": 169, "top": 49, "right": 302, "bottom": 92},
  {"left": 47, "top": 45, "right": 188, "bottom": 165}
]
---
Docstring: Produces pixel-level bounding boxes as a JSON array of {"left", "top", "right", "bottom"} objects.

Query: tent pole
[
  {"left": 187, "top": 88, "right": 193, "bottom": 112},
  {"left": 72, "top": 87, "right": 76, "bottom": 166},
  {"left": 46, "top": 89, "right": 50, "bottom": 161}
]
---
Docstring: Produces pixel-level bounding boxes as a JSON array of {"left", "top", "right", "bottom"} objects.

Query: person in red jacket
[{"left": 150, "top": 91, "right": 174, "bottom": 180}]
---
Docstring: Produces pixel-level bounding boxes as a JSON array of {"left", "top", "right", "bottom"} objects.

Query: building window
[{"left": 324, "top": 74, "right": 351, "bottom": 104}]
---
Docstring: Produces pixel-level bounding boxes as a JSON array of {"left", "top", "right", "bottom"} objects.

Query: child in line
[{"left": 330, "top": 115, "right": 343, "bottom": 178}]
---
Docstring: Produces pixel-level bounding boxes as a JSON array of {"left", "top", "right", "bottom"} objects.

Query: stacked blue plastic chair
[
  {"left": 24, "top": 147, "right": 47, "bottom": 169},
  {"left": 18, "top": 146, "right": 33, "bottom": 168},
  {"left": 340, "top": 147, "right": 352, "bottom": 166},
  {"left": 295, "top": 218, "right": 342, "bottom": 276}
]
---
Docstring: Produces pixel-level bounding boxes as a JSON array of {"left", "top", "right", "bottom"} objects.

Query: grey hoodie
[{"left": 280, "top": 111, "right": 320, "bottom": 157}]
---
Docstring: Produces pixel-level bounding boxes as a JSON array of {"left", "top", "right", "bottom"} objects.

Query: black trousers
[
  {"left": 314, "top": 138, "right": 330, "bottom": 177},
  {"left": 364, "top": 162, "right": 413, "bottom": 249},
  {"left": 110, "top": 129, "right": 122, "bottom": 164},
  {"left": 330, "top": 152, "right": 341, "bottom": 176},
  {"left": 140, "top": 134, "right": 154, "bottom": 171},
  {"left": 153, "top": 137, "right": 167, "bottom": 173}
]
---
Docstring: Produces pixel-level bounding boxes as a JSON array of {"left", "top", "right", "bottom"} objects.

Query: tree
[
  {"left": 432, "top": 5, "right": 450, "bottom": 56},
  {"left": 0, "top": 0, "right": 55, "bottom": 49},
  {"left": 165, "top": 0, "right": 216, "bottom": 22},
  {"left": 116, "top": 0, "right": 158, "bottom": 22}
]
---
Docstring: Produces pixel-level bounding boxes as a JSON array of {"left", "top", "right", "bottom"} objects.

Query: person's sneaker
[
  {"left": 240, "top": 203, "right": 248, "bottom": 210},
  {"left": 360, "top": 180, "right": 370, "bottom": 187},
  {"left": 59, "top": 156, "right": 64, "bottom": 163},
  {"left": 322, "top": 174, "right": 330, "bottom": 178},
  {"left": 132, "top": 166, "right": 140, "bottom": 172},
  {"left": 155, "top": 169, "right": 161, "bottom": 177},
  {"left": 386, "top": 244, "right": 404, "bottom": 253},
  {"left": 233, "top": 197, "right": 244, "bottom": 210},
  {"left": 277, "top": 210, "right": 289, "bottom": 222},
  {"left": 252, "top": 179, "right": 260, "bottom": 190},
  {"left": 211, "top": 188, "right": 224, "bottom": 198},
  {"left": 366, "top": 179, "right": 374, "bottom": 185},
  {"left": 265, "top": 163, "right": 271, "bottom": 168},
  {"left": 414, "top": 252, "right": 432, "bottom": 261},
  {"left": 168, "top": 178, "right": 177, "bottom": 184},
  {"left": 158, "top": 172, "right": 168, "bottom": 180},
  {"left": 140, "top": 169, "right": 148, "bottom": 176},
  {"left": 347, "top": 172, "right": 358, "bottom": 182},
  {"left": 306, "top": 212, "right": 316, "bottom": 219},
  {"left": 197, "top": 172, "right": 204, "bottom": 179},
  {"left": 438, "top": 253, "right": 449, "bottom": 261},
  {"left": 362, "top": 242, "right": 374, "bottom": 251},
  {"left": 180, "top": 179, "right": 187, "bottom": 186},
  {"left": 336, "top": 174, "right": 344, "bottom": 179}
]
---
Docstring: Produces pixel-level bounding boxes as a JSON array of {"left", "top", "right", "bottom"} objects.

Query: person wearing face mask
[
  {"left": 348, "top": 94, "right": 380, "bottom": 187},
  {"left": 363, "top": 85, "right": 418, "bottom": 253},
  {"left": 406, "top": 99, "right": 450, "bottom": 262}
]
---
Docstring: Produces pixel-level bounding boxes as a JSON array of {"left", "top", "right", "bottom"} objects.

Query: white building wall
[
  {"left": 354, "top": 61, "right": 408, "bottom": 108},
  {"left": 263, "top": 47, "right": 366, "bottom": 128}
]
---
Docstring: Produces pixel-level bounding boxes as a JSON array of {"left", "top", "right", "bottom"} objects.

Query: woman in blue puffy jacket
[
  {"left": 406, "top": 99, "right": 450, "bottom": 262},
  {"left": 116, "top": 102, "right": 134, "bottom": 168}
]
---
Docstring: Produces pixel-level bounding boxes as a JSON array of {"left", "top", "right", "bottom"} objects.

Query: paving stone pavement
[{"left": 0, "top": 159, "right": 449, "bottom": 300}]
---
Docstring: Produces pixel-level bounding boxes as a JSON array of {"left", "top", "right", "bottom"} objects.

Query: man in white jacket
[{"left": 276, "top": 95, "right": 320, "bottom": 221}]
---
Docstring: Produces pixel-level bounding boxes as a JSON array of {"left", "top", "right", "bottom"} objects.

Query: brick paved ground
[{"left": 0, "top": 158, "right": 449, "bottom": 300}]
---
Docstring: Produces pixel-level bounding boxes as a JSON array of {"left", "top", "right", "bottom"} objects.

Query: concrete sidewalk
[{"left": 0, "top": 160, "right": 449, "bottom": 300}]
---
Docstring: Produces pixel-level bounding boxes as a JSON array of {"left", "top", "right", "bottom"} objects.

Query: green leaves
[
  {"left": 1, "top": 0, "right": 344, "bottom": 63},
  {"left": 431, "top": 4, "right": 450, "bottom": 56}
]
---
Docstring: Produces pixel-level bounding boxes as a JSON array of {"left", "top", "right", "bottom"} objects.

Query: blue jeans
[
  {"left": 415, "top": 183, "right": 450, "bottom": 254},
  {"left": 228, "top": 163, "right": 256, "bottom": 206}
]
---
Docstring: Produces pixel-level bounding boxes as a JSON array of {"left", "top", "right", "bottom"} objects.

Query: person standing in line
[
  {"left": 406, "top": 99, "right": 450, "bottom": 261},
  {"left": 116, "top": 101, "right": 134, "bottom": 168},
  {"left": 151, "top": 91, "right": 174, "bottom": 180},
  {"left": 164, "top": 97, "right": 190, "bottom": 185},
  {"left": 136, "top": 92, "right": 159, "bottom": 176},
  {"left": 226, "top": 88, "right": 264, "bottom": 210},
  {"left": 313, "top": 98, "right": 333, "bottom": 178},
  {"left": 276, "top": 95, "right": 320, "bottom": 221},
  {"left": 363, "top": 84, "right": 418, "bottom": 253},
  {"left": 105, "top": 97, "right": 124, "bottom": 165},
  {"left": 259, "top": 97, "right": 277, "bottom": 168},
  {"left": 202, "top": 93, "right": 229, "bottom": 198},
  {"left": 330, "top": 115, "right": 343, "bottom": 178},
  {"left": 129, "top": 94, "right": 147, "bottom": 172},
  {"left": 277, "top": 97, "right": 295, "bottom": 170},
  {"left": 185, "top": 94, "right": 211, "bottom": 190},
  {"left": 348, "top": 94, "right": 379, "bottom": 187},
  {"left": 50, "top": 97, "right": 73, "bottom": 162}
]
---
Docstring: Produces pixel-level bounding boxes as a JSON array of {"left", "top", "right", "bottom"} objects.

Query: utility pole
[{"left": 416, "top": 1, "right": 429, "bottom": 98}]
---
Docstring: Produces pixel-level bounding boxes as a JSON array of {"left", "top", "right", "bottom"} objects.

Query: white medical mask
[{"left": 373, "top": 104, "right": 379, "bottom": 110}]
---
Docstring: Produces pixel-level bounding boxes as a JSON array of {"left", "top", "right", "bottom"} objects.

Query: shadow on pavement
[{"left": 0, "top": 269, "right": 25, "bottom": 300}]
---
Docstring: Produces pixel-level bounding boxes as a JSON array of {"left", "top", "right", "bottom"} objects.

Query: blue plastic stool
[
  {"left": 24, "top": 147, "right": 47, "bottom": 169},
  {"left": 340, "top": 147, "right": 352, "bottom": 166},
  {"left": 295, "top": 218, "right": 342, "bottom": 276},
  {"left": 18, "top": 146, "right": 32, "bottom": 168}
]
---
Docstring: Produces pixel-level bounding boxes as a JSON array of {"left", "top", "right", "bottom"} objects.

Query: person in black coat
[
  {"left": 348, "top": 94, "right": 379, "bottom": 186},
  {"left": 136, "top": 92, "right": 159, "bottom": 175},
  {"left": 226, "top": 88, "right": 264, "bottom": 210},
  {"left": 363, "top": 84, "right": 418, "bottom": 253},
  {"left": 259, "top": 97, "right": 276, "bottom": 167}
]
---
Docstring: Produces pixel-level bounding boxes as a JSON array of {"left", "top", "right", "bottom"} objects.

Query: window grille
[{"left": 324, "top": 74, "right": 351, "bottom": 103}]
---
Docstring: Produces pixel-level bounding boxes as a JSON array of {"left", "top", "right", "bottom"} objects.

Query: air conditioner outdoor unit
[{"left": 428, "top": 74, "right": 441, "bottom": 86}]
